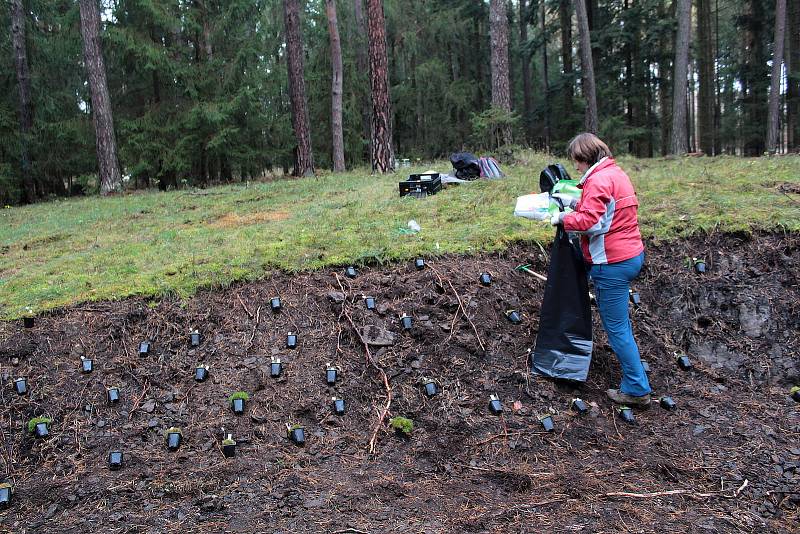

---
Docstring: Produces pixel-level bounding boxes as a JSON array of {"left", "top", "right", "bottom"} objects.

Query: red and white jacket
[{"left": 562, "top": 157, "right": 644, "bottom": 265}]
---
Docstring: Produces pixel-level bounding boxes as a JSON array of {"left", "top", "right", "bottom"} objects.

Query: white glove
[
  {"left": 550, "top": 212, "right": 564, "bottom": 226},
  {"left": 551, "top": 193, "right": 578, "bottom": 210}
]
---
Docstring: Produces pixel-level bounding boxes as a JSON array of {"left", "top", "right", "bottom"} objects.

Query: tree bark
[
  {"left": 489, "top": 0, "right": 512, "bottom": 145},
  {"left": 670, "top": 0, "right": 691, "bottom": 155},
  {"left": 697, "top": 0, "right": 715, "bottom": 155},
  {"left": 559, "top": 0, "right": 574, "bottom": 136},
  {"left": 519, "top": 0, "right": 532, "bottom": 142},
  {"left": 540, "top": 0, "right": 551, "bottom": 149},
  {"left": 788, "top": 0, "right": 800, "bottom": 151},
  {"left": 79, "top": 0, "right": 123, "bottom": 195},
  {"left": 575, "top": 0, "right": 598, "bottom": 133},
  {"left": 283, "top": 0, "right": 315, "bottom": 176},
  {"left": 766, "top": 0, "right": 787, "bottom": 154},
  {"left": 10, "top": 0, "right": 35, "bottom": 202},
  {"left": 325, "top": 0, "right": 345, "bottom": 172},
  {"left": 353, "top": 0, "right": 371, "bottom": 160},
  {"left": 366, "top": 0, "right": 393, "bottom": 173}
]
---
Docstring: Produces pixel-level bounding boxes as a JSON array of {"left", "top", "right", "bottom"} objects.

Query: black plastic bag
[
  {"left": 531, "top": 226, "right": 593, "bottom": 381},
  {"left": 449, "top": 152, "right": 481, "bottom": 180},
  {"left": 539, "top": 163, "right": 572, "bottom": 193}
]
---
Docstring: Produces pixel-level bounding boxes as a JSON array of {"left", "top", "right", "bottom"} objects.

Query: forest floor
[
  {"left": 1, "top": 151, "right": 800, "bottom": 319},
  {"left": 1, "top": 231, "right": 798, "bottom": 533}
]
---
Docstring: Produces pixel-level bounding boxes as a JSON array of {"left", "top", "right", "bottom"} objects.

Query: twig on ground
[
  {"left": 429, "top": 264, "right": 485, "bottom": 351},
  {"left": 236, "top": 293, "right": 254, "bottom": 319}
]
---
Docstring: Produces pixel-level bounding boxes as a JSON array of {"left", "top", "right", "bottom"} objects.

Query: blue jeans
[{"left": 589, "top": 251, "right": 650, "bottom": 397}]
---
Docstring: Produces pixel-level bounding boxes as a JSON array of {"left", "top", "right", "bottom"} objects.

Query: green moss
[
  {"left": 228, "top": 391, "right": 250, "bottom": 402},
  {"left": 27, "top": 416, "right": 52, "bottom": 434},
  {"left": 1, "top": 152, "right": 798, "bottom": 318},
  {"left": 222, "top": 437, "right": 236, "bottom": 446},
  {"left": 389, "top": 416, "right": 414, "bottom": 435},
  {"left": 165, "top": 426, "right": 182, "bottom": 435}
]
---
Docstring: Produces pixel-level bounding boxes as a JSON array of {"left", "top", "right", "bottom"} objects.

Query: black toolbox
[{"left": 399, "top": 173, "right": 442, "bottom": 198}]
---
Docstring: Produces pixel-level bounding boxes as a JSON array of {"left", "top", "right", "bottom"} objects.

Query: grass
[{"left": 1, "top": 151, "right": 798, "bottom": 319}]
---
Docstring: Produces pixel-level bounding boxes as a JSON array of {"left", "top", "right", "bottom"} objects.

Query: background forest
[{"left": 1, "top": 0, "right": 798, "bottom": 205}]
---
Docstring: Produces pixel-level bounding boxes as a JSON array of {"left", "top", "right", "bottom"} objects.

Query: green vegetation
[
  {"left": 27, "top": 416, "right": 52, "bottom": 434},
  {"left": 222, "top": 437, "right": 236, "bottom": 446},
  {"left": 166, "top": 427, "right": 182, "bottom": 435},
  {"left": 1, "top": 153, "right": 799, "bottom": 319},
  {"left": 389, "top": 416, "right": 414, "bottom": 435},
  {"left": 228, "top": 391, "right": 250, "bottom": 402}
]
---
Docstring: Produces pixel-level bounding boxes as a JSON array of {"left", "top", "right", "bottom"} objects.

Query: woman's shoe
[{"left": 606, "top": 389, "right": 650, "bottom": 407}]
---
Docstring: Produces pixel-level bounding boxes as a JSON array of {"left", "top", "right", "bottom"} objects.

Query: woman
[{"left": 551, "top": 133, "right": 651, "bottom": 406}]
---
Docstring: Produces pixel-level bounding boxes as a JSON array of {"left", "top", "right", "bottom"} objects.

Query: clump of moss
[
  {"left": 228, "top": 391, "right": 250, "bottom": 403},
  {"left": 222, "top": 436, "right": 236, "bottom": 446},
  {"left": 27, "top": 416, "right": 52, "bottom": 434},
  {"left": 389, "top": 416, "right": 413, "bottom": 435},
  {"left": 165, "top": 426, "right": 182, "bottom": 436}
]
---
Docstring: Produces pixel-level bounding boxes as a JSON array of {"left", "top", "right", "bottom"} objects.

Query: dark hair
[{"left": 567, "top": 133, "right": 613, "bottom": 165}]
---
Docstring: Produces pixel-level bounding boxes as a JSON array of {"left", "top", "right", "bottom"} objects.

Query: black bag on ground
[
  {"left": 531, "top": 226, "right": 593, "bottom": 381},
  {"left": 449, "top": 152, "right": 481, "bottom": 180}
]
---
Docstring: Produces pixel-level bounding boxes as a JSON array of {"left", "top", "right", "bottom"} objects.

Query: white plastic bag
[{"left": 514, "top": 193, "right": 551, "bottom": 221}]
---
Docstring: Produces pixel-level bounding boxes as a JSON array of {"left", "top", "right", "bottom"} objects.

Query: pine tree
[
  {"left": 670, "top": 0, "right": 691, "bottom": 155},
  {"left": 283, "top": 0, "right": 315, "bottom": 176},
  {"left": 697, "top": 0, "right": 715, "bottom": 155},
  {"left": 575, "top": 0, "right": 598, "bottom": 133},
  {"left": 79, "top": 0, "right": 122, "bottom": 195},
  {"left": 366, "top": 0, "right": 393, "bottom": 173},
  {"left": 489, "top": 0, "right": 512, "bottom": 145},
  {"left": 766, "top": 0, "right": 787, "bottom": 154},
  {"left": 10, "top": 0, "right": 35, "bottom": 202},
  {"left": 325, "top": 0, "right": 345, "bottom": 172}
]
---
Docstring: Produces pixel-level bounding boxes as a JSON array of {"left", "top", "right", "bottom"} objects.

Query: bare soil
[{"left": 1, "top": 232, "right": 798, "bottom": 533}]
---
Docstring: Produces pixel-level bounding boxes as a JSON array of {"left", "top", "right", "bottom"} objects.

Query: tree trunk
[
  {"left": 489, "top": 0, "right": 512, "bottom": 145},
  {"left": 10, "top": 0, "right": 35, "bottom": 203},
  {"left": 540, "top": 0, "right": 551, "bottom": 149},
  {"left": 79, "top": 0, "right": 123, "bottom": 195},
  {"left": 575, "top": 0, "right": 598, "bottom": 133},
  {"left": 325, "top": 0, "right": 345, "bottom": 172},
  {"left": 366, "top": 0, "right": 393, "bottom": 173},
  {"left": 519, "top": 0, "right": 532, "bottom": 142},
  {"left": 670, "top": 0, "right": 691, "bottom": 155},
  {"left": 283, "top": 0, "right": 315, "bottom": 176},
  {"left": 766, "top": 0, "right": 787, "bottom": 154},
  {"left": 788, "top": 0, "right": 800, "bottom": 151},
  {"left": 697, "top": 0, "right": 715, "bottom": 155},
  {"left": 559, "top": 0, "right": 574, "bottom": 137},
  {"left": 353, "top": 0, "right": 371, "bottom": 161}
]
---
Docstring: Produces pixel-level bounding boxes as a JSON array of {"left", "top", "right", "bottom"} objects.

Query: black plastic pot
[
  {"left": 677, "top": 355, "right": 693, "bottom": 370},
  {"left": 190, "top": 331, "right": 201, "bottom": 347},
  {"left": 0, "top": 483, "right": 11, "bottom": 509},
  {"left": 506, "top": 310, "right": 522, "bottom": 324},
  {"left": 167, "top": 431, "right": 182, "bottom": 450},
  {"left": 345, "top": 266, "right": 357, "bottom": 278},
  {"left": 423, "top": 381, "right": 438, "bottom": 398},
  {"left": 289, "top": 427, "right": 305, "bottom": 446},
  {"left": 222, "top": 442, "right": 236, "bottom": 458},
  {"left": 195, "top": 366, "right": 209, "bottom": 382},
  {"left": 270, "top": 360, "right": 282, "bottom": 378},
  {"left": 14, "top": 378, "right": 27, "bottom": 396},
  {"left": 629, "top": 290, "right": 641, "bottom": 306},
  {"left": 34, "top": 422, "right": 49, "bottom": 438},
  {"left": 81, "top": 358, "right": 93, "bottom": 374},
  {"left": 571, "top": 398, "right": 588, "bottom": 414},
  {"left": 694, "top": 259, "right": 706, "bottom": 274},
  {"left": 479, "top": 273, "right": 492, "bottom": 286},
  {"left": 617, "top": 406, "right": 635, "bottom": 424},
  {"left": 400, "top": 315, "right": 413, "bottom": 330},
  {"left": 231, "top": 398, "right": 246, "bottom": 415},
  {"left": 332, "top": 397, "right": 345, "bottom": 415},
  {"left": 641, "top": 361, "right": 650, "bottom": 373},
  {"left": 365, "top": 297, "right": 376, "bottom": 310},
  {"left": 270, "top": 297, "right": 282, "bottom": 312},
  {"left": 792, "top": 387, "right": 800, "bottom": 403},
  {"left": 286, "top": 333, "right": 297, "bottom": 349},
  {"left": 659, "top": 396, "right": 677, "bottom": 410},
  {"left": 326, "top": 367, "right": 337, "bottom": 385},
  {"left": 540, "top": 415, "right": 555, "bottom": 432},
  {"left": 414, "top": 258, "right": 425, "bottom": 270},
  {"left": 108, "top": 451, "right": 123, "bottom": 470},
  {"left": 107, "top": 387, "right": 120, "bottom": 404},
  {"left": 489, "top": 395, "right": 503, "bottom": 415},
  {"left": 23, "top": 317, "right": 34, "bottom": 328},
  {"left": 138, "top": 341, "right": 150, "bottom": 356}
]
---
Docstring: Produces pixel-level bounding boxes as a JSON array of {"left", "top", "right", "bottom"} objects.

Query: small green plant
[
  {"left": 222, "top": 436, "right": 236, "bottom": 446},
  {"left": 27, "top": 416, "right": 52, "bottom": 434},
  {"left": 228, "top": 391, "right": 250, "bottom": 402},
  {"left": 288, "top": 423, "right": 302, "bottom": 432},
  {"left": 165, "top": 426, "right": 182, "bottom": 435},
  {"left": 389, "top": 416, "right": 413, "bottom": 435}
]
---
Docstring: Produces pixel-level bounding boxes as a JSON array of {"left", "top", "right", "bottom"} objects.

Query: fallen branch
[{"left": 603, "top": 489, "right": 715, "bottom": 499}]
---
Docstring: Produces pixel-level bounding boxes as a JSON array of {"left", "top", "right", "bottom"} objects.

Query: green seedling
[
  {"left": 27, "top": 416, "right": 52, "bottom": 434},
  {"left": 228, "top": 391, "right": 250, "bottom": 402}
]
